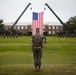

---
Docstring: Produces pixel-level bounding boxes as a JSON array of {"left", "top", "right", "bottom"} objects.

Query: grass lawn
[{"left": 0, "top": 36, "right": 76, "bottom": 75}]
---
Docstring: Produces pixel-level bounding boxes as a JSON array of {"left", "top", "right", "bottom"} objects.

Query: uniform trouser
[{"left": 32, "top": 48, "right": 42, "bottom": 68}]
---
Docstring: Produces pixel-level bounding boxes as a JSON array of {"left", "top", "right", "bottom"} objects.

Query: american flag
[{"left": 32, "top": 12, "right": 44, "bottom": 35}]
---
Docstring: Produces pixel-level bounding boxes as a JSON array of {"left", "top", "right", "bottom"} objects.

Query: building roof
[
  {"left": 5, "top": 22, "right": 62, "bottom": 26},
  {"left": 48, "top": 22, "right": 62, "bottom": 25},
  {"left": 5, "top": 22, "right": 31, "bottom": 26}
]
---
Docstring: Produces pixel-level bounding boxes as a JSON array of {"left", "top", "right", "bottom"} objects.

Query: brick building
[{"left": 4, "top": 22, "right": 63, "bottom": 34}]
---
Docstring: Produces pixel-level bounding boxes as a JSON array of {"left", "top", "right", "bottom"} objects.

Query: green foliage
[
  {"left": 43, "top": 31, "right": 48, "bottom": 36},
  {"left": 64, "top": 16, "right": 76, "bottom": 32},
  {"left": 26, "top": 31, "right": 32, "bottom": 36},
  {"left": 0, "top": 19, "right": 4, "bottom": 30}
]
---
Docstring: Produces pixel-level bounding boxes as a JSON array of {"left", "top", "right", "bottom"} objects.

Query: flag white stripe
[{"left": 32, "top": 12, "right": 44, "bottom": 35}]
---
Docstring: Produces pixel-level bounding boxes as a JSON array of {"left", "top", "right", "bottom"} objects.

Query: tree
[
  {"left": 0, "top": 19, "right": 4, "bottom": 30},
  {"left": 26, "top": 31, "right": 32, "bottom": 36},
  {"left": 64, "top": 16, "right": 76, "bottom": 32},
  {"left": 43, "top": 31, "right": 48, "bottom": 36}
]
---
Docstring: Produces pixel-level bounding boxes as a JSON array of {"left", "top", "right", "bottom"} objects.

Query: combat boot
[
  {"left": 34, "top": 65, "right": 37, "bottom": 71},
  {"left": 38, "top": 66, "right": 41, "bottom": 71}
]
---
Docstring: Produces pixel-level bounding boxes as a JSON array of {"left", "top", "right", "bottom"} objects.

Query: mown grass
[
  {"left": 0, "top": 36, "right": 76, "bottom": 75},
  {"left": 0, "top": 64, "right": 76, "bottom": 75}
]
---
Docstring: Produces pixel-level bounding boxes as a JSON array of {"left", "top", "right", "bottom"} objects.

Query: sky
[{"left": 0, "top": 0, "right": 76, "bottom": 23}]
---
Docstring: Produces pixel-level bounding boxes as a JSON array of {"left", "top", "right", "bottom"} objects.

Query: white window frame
[
  {"left": 56, "top": 26, "right": 58, "bottom": 29},
  {"left": 14, "top": 26, "right": 16, "bottom": 29},
  {"left": 21, "top": 26, "right": 24, "bottom": 29},
  {"left": 52, "top": 26, "right": 55, "bottom": 29},
  {"left": 25, "top": 26, "right": 27, "bottom": 29},
  {"left": 49, "top": 26, "right": 51, "bottom": 29},
  {"left": 18, "top": 26, "right": 20, "bottom": 29},
  {"left": 49, "top": 31, "right": 51, "bottom": 34},
  {"left": 52, "top": 31, "right": 55, "bottom": 34},
  {"left": 6, "top": 26, "right": 8, "bottom": 29}
]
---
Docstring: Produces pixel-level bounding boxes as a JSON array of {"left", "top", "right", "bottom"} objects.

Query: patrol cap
[{"left": 36, "top": 28, "right": 40, "bottom": 32}]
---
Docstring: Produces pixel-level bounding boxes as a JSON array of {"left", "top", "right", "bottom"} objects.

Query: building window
[
  {"left": 60, "top": 26, "right": 63, "bottom": 30},
  {"left": 52, "top": 31, "right": 55, "bottom": 34},
  {"left": 49, "top": 31, "right": 51, "bottom": 34},
  {"left": 56, "top": 30, "right": 59, "bottom": 33},
  {"left": 14, "top": 26, "right": 16, "bottom": 29},
  {"left": 5, "top": 26, "right": 8, "bottom": 29},
  {"left": 25, "top": 26, "right": 27, "bottom": 29},
  {"left": 56, "top": 26, "right": 58, "bottom": 29},
  {"left": 52, "top": 26, "right": 55, "bottom": 29},
  {"left": 49, "top": 26, "right": 51, "bottom": 29},
  {"left": 21, "top": 26, "right": 24, "bottom": 29},
  {"left": 18, "top": 26, "right": 20, "bottom": 29},
  {"left": 9, "top": 26, "right": 11, "bottom": 29}
]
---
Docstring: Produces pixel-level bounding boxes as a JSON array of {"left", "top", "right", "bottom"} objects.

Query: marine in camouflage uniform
[{"left": 31, "top": 28, "right": 44, "bottom": 70}]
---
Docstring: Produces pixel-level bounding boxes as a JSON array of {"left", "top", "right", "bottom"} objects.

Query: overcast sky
[{"left": 0, "top": 0, "right": 76, "bottom": 23}]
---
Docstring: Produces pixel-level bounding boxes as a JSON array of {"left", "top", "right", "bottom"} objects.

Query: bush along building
[{"left": 4, "top": 22, "right": 62, "bottom": 35}]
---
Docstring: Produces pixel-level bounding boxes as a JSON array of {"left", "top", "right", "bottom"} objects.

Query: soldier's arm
[
  {"left": 42, "top": 38, "right": 45, "bottom": 48},
  {"left": 42, "top": 42, "right": 44, "bottom": 48}
]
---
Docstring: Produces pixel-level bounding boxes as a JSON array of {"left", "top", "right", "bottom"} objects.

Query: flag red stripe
[{"left": 32, "top": 12, "right": 44, "bottom": 35}]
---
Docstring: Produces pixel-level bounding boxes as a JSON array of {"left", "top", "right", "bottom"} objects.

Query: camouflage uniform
[{"left": 31, "top": 33, "right": 44, "bottom": 70}]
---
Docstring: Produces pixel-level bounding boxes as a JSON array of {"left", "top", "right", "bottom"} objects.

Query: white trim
[{"left": 5, "top": 22, "right": 62, "bottom": 26}]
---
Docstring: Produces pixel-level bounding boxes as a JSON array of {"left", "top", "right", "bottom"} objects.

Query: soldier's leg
[
  {"left": 37, "top": 51, "right": 42, "bottom": 70},
  {"left": 33, "top": 51, "right": 38, "bottom": 70}
]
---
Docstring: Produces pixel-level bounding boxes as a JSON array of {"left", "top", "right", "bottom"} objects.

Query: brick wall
[{"left": 4, "top": 23, "right": 62, "bottom": 34}]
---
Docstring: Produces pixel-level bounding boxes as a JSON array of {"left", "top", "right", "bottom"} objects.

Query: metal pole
[
  {"left": 45, "top": 3, "right": 67, "bottom": 29},
  {"left": 11, "top": 3, "right": 31, "bottom": 29}
]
